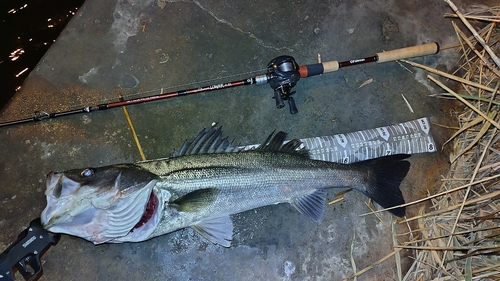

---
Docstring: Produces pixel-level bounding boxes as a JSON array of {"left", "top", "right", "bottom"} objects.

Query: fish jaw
[
  {"left": 41, "top": 167, "right": 159, "bottom": 244},
  {"left": 41, "top": 171, "right": 102, "bottom": 232}
]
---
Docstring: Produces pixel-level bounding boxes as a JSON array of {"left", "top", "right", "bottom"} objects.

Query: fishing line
[
  {"left": 0, "top": 42, "right": 439, "bottom": 128},
  {"left": 115, "top": 68, "right": 267, "bottom": 103},
  {"left": 73, "top": 68, "right": 269, "bottom": 111}
]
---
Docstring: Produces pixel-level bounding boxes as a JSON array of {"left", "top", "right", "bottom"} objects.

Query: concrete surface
[{"left": 1, "top": 0, "right": 495, "bottom": 280}]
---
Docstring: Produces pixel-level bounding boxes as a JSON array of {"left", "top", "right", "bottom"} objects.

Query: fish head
[{"left": 41, "top": 164, "right": 159, "bottom": 244}]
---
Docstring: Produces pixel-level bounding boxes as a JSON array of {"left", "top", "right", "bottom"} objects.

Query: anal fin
[
  {"left": 291, "top": 190, "right": 327, "bottom": 222},
  {"left": 192, "top": 215, "right": 233, "bottom": 247}
]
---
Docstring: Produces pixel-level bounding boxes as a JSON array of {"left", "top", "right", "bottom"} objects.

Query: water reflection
[{"left": 1, "top": 0, "right": 85, "bottom": 110}]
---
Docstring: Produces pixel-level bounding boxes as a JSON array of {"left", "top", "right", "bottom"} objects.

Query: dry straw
[
  {"left": 341, "top": 2, "right": 499, "bottom": 279},
  {"left": 400, "top": 2, "right": 500, "bottom": 280}
]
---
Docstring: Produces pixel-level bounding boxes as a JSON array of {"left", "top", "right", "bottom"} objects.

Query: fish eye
[{"left": 81, "top": 168, "right": 94, "bottom": 177}]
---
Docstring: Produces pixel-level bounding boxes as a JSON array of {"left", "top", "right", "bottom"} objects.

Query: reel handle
[
  {"left": 288, "top": 97, "right": 298, "bottom": 114},
  {"left": 273, "top": 89, "right": 285, "bottom": 109}
]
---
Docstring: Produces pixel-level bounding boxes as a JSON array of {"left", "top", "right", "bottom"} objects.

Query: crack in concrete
[{"left": 169, "top": 0, "right": 294, "bottom": 53}]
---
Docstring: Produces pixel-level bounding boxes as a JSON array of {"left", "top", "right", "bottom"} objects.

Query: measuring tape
[
  {"left": 302, "top": 117, "right": 436, "bottom": 163},
  {"left": 243, "top": 117, "right": 436, "bottom": 164}
]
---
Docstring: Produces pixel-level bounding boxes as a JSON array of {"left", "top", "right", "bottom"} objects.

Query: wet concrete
[{"left": 1, "top": 0, "right": 496, "bottom": 280}]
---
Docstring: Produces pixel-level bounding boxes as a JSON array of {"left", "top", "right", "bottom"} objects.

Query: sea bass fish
[{"left": 41, "top": 126, "right": 410, "bottom": 247}]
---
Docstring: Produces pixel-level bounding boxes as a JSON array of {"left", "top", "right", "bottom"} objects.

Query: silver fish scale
[
  {"left": 144, "top": 150, "right": 369, "bottom": 239},
  {"left": 145, "top": 151, "right": 366, "bottom": 195}
]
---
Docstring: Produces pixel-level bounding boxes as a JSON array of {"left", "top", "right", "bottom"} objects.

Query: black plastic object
[
  {"left": 267, "top": 56, "right": 300, "bottom": 114},
  {"left": 0, "top": 218, "right": 60, "bottom": 281}
]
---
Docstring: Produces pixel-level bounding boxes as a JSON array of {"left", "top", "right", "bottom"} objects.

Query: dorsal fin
[
  {"left": 256, "top": 131, "right": 310, "bottom": 158},
  {"left": 173, "top": 125, "right": 240, "bottom": 157},
  {"left": 174, "top": 125, "right": 310, "bottom": 158}
]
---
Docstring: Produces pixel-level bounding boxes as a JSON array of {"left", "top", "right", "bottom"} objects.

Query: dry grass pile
[{"left": 400, "top": 2, "right": 500, "bottom": 280}]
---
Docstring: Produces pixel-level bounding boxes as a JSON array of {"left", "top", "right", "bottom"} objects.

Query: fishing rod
[{"left": 0, "top": 42, "right": 439, "bottom": 128}]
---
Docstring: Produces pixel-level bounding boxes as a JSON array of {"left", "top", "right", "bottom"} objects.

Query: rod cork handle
[
  {"left": 322, "top": 61, "right": 340, "bottom": 73},
  {"left": 376, "top": 42, "right": 439, "bottom": 63}
]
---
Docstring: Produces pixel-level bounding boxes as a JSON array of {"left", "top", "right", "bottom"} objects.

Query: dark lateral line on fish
[{"left": 158, "top": 166, "right": 245, "bottom": 177}]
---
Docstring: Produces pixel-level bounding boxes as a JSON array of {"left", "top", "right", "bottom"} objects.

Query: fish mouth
[{"left": 41, "top": 171, "right": 77, "bottom": 229}]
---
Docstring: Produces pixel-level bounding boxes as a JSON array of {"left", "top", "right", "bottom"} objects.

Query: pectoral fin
[
  {"left": 291, "top": 190, "right": 327, "bottom": 222},
  {"left": 192, "top": 215, "right": 233, "bottom": 247},
  {"left": 171, "top": 188, "right": 219, "bottom": 212}
]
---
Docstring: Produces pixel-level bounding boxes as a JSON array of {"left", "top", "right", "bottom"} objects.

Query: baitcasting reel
[{"left": 266, "top": 55, "right": 300, "bottom": 114}]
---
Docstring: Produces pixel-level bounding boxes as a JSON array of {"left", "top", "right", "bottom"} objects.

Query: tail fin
[{"left": 359, "top": 154, "right": 410, "bottom": 217}]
